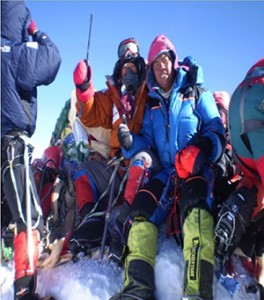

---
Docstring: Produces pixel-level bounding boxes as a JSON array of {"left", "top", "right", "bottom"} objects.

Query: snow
[{"left": 1, "top": 226, "right": 261, "bottom": 300}]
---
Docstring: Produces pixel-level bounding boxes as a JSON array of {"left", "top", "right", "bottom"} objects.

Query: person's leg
[
  {"left": 183, "top": 208, "right": 214, "bottom": 300},
  {"left": 109, "top": 150, "right": 155, "bottom": 263},
  {"left": 69, "top": 160, "right": 121, "bottom": 257},
  {"left": 180, "top": 176, "right": 214, "bottom": 300},
  {"left": 120, "top": 219, "right": 157, "bottom": 300},
  {"left": 2, "top": 134, "right": 43, "bottom": 299},
  {"left": 110, "top": 178, "right": 165, "bottom": 300}
]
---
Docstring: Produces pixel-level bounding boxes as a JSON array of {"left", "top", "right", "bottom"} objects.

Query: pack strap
[
  {"left": 179, "top": 85, "right": 205, "bottom": 106},
  {"left": 166, "top": 171, "right": 183, "bottom": 247}
]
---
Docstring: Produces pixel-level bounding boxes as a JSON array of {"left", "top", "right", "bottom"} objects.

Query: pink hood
[
  {"left": 147, "top": 34, "right": 178, "bottom": 68},
  {"left": 146, "top": 34, "right": 179, "bottom": 90}
]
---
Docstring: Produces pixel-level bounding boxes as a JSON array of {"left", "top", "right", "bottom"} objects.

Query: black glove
[
  {"left": 182, "top": 56, "right": 200, "bottom": 85},
  {"left": 118, "top": 123, "right": 133, "bottom": 150},
  {"left": 214, "top": 152, "right": 236, "bottom": 179},
  {"left": 191, "top": 134, "right": 213, "bottom": 157}
]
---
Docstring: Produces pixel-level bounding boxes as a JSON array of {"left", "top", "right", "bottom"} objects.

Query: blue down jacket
[
  {"left": 122, "top": 65, "right": 225, "bottom": 185},
  {"left": 1, "top": 1, "right": 61, "bottom": 137}
]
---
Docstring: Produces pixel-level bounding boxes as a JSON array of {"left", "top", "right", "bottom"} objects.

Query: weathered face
[{"left": 152, "top": 53, "right": 174, "bottom": 91}]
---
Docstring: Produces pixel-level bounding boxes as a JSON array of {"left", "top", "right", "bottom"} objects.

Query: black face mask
[{"left": 122, "top": 68, "right": 140, "bottom": 95}]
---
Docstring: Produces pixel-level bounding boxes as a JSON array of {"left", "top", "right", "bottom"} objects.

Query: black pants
[{"left": 1, "top": 134, "right": 43, "bottom": 234}]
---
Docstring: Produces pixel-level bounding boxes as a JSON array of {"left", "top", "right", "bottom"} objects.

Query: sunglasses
[{"left": 118, "top": 40, "right": 139, "bottom": 59}]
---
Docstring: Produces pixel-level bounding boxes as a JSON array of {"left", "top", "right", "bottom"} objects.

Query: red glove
[
  {"left": 73, "top": 60, "right": 94, "bottom": 103},
  {"left": 28, "top": 20, "right": 38, "bottom": 36},
  {"left": 175, "top": 145, "right": 206, "bottom": 179}
]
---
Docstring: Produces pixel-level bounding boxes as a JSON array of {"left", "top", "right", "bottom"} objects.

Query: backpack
[{"left": 237, "top": 62, "right": 264, "bottom": 154}]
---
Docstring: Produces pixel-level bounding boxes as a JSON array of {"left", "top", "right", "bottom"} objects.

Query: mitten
[
  {"left": 175, "top": 145, "right": 206, "bottom": 179},
  {"left": 73, "top": 60, "right": 94, "bottom": 102},
  {"left": 28, "top": 20, "right": 38, "bottom": 36},
  {"left": 191, "top": 134, "right": 213, "bottom": 157}
]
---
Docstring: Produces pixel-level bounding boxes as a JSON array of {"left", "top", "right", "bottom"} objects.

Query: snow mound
[{"left": 1, "top": 228, "right": 261, "bottom": 300}]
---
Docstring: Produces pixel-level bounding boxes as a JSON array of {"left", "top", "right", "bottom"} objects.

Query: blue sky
[{"left": 25, "top": 1, "right": 264, "bottom": 158}]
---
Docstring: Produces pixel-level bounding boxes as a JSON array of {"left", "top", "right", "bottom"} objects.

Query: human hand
[
  {"left": 28, "top": 20, "right": 38, "bottom": 36},
  {"left": 118, "top": 123, "right": 133, "bottom": 150},
  {"left": 191, "top": 135, "right": 213, "bottom": 157},
  {"left": 181, "top": 56, "right": 204, "bottom": 85},
  {"left": 73, "top": 60, "right": 92, "bottom": 97},
  {"left": 38, "top": 238, "right": 64, "bottom": 270}
]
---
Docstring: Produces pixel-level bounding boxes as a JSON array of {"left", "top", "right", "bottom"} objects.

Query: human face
[
  {"left": 121, "top": 62, "right": 138, "bottom": 78},
  {"left": 152, "top": 53, "right": 175, "bottom": 92}
]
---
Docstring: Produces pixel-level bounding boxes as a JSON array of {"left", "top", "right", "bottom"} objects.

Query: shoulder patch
[
  {"left": 1, "top": 45, "right": 11, "bottom": 53},
  {"left": 26, "top": 42, "right": 39, "bottom": 49}
]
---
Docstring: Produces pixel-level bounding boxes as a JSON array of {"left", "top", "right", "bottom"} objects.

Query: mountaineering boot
[
  {"left": 14, "top": 230, "right": 41, "bottom": 300},
  {"left": 14, "top": 276, "right": 41, "bottom": 300},
  {"left": 182, "top": 208, "right": 214, "bottom": 300},
  {"left": 110, "top": 218, "right": 157, "bottom": 300},
  {"left": 214, "top": 186, "right": 257, "bottom": 264},
  {"left": 68, "top": 216, "right": 105, "bottom": 261}
]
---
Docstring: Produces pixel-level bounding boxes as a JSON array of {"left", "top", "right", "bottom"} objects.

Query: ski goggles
[{"left": 118, "top": 39, "right": 139, "bottom": 59}]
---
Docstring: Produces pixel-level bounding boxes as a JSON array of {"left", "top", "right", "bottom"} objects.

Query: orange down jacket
[{"left": 76, "top": 77, "right": 148, "bottom": 158}]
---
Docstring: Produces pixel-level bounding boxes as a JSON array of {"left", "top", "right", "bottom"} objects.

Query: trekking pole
[{"left": 100, "top": 157, "right": 123, "bottom": 261}]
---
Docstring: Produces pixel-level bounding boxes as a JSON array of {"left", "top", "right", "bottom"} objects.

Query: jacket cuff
[{"left": 76, "top": 82, "right": 94, "bottom": 103}]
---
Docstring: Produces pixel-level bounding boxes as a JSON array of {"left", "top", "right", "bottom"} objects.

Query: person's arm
[
  {"left": 120, "top": 105, "right": 154, "bottom": 159},
  {"left": 73, "top": 61, "right": 114, "bottom": 129},
  {"left": 193, "top": 89, "right": 226, "bottom": 163},
  {"left": 17, "top": 20, "right": 61, "bottom": 90}
]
